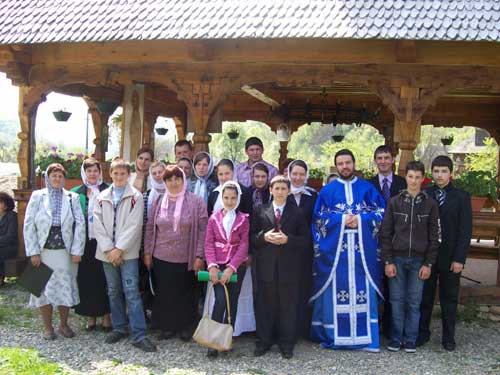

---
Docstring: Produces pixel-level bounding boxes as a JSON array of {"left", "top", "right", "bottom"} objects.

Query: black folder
[{"left": 17, "top": 262, "right": 53, "bottom": 297}]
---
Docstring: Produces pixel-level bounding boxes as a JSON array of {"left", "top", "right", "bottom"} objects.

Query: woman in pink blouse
[
  {"left": 205, "top": 181, "right": 249, "bottom": 358},
  {"left": 144, "top": 165, "right": 208, "bottom": 341}
]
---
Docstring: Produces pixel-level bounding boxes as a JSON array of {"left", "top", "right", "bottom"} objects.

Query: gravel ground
[{"left": 1, "top": 281, "right": 500, "bottom": 375}]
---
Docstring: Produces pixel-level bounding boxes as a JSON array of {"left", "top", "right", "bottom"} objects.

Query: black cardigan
[{"left": 0, "top": 210, "right": 18, "bottom": 260}]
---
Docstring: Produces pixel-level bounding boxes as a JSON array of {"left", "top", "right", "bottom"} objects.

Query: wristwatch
[{"left": 426, "top": 263, "right": 433, "bottom": 268}]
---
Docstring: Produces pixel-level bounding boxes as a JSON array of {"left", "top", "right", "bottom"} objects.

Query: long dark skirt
[
  {"left": 74, "top": 239, "right": 110, "bottom": 317},
  {"left": 152, "top": 257, "right": 197, "bottom": 333}
]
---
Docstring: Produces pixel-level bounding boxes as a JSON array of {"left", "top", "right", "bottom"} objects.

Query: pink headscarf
[{"left": 160, "top": 166, "right": 187, "bottom": 232}]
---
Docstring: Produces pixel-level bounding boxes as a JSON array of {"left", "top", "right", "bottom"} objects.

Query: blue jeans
[
  {"left": 102, "top": 259, "right": 146, "bottom": 343},
  {"left": 388, "top": 256, "right": 425, "bottom": 344}
]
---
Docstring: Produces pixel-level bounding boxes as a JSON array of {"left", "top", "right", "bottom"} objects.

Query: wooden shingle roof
[{"left": 0, "top": 0, "right": 499, "bottom": 45}]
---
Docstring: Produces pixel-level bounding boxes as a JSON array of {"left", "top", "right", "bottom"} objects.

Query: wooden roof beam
[{"left": 241, "top": 85, "right": 280, "bottom": 108}]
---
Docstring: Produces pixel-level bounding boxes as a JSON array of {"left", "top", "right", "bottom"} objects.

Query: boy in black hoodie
[{"left": 380, "top": 161, "right": 439, "bottom": 353}]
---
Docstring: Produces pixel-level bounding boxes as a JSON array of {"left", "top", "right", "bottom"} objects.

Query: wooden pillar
[
  {"left": 173, "top": 114, "right": 187, "bottom": 141},
  {"left": 369, "top": 82, "right": 447, "bottom": 176},
  {"left": 278, "top": 141, "right": 289, "bottom": 171},
  {"left": 11, "top": 85, "right": 48, "bottom": 268},
  {"left": 86, "top": 105, "right": 110, "bottom": 163},
  {"left": 143, "top": 111, "right": 158, "bottom": 151},
  {"left": 172, "top": 78, "right": 234, "bottom": 153}
]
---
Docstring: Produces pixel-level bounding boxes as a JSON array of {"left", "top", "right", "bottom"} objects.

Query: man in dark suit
[
  {"left": 368, "top": 145, "right": 407, "bottom": 339},
  {"left": 251, "top": 175, "right": 308, "bottom": 359},
  {"left": 418, "top": 155, "right": 472, "bottom": 351}
]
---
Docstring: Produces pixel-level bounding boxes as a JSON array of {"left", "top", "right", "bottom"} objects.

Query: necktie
[
  {"left": 382, "top": 177, "right": 391, "bottom": 202},
  {"left": 275, "top": 208, "right": 282, "bottom": 231},
  {"left": 436, "top": 189, "right": 446, "bottom": 207}
]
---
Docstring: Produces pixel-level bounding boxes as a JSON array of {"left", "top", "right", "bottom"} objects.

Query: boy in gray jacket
[
  {"left": 93, "top": 158, "right": 156, "bottom": 352},
  {"left": 380, "top": 161, "right": 439, "bottom": 353}
]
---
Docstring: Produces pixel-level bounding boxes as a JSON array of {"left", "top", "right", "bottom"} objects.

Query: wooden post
[
  {"left": 11, "top": 85, "right": 48, "bottom": 271},
  {"left": 173, "top": 114, "right": 187, "bottom": 141},
  {"left": 278, "top": 141, "right": 289, "bottom": 171},
  {"left": 143, "top": 111, "right": 158, "bottom": 150},
  {"left": 87, "top": 105, "right": 110, "bottom": 163}
]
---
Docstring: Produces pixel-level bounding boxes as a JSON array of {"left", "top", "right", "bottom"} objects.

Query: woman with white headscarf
[
  {"left": 204, "top": 180, "right": 250, "bottom": 358},
  {"left": 143, "top": 165, "right": 208, "bottom": 341},
  {"left": 24, "top": 163, "right": 85, "bottom": 340},
  {"left": 190, "top": 151, "right": 217, "bottom": 204},
  {"left": 207, "top": 158, "right": 253, "bottom": 217},
  {"left": 72, "top": 158, "right": 111, "bottom": 331},
  {"left": 286, "top": 159, "right": 318, "bottom": 338}
]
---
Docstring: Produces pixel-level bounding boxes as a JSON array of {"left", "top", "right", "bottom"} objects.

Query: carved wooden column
[
  {"left": 12, "top": 85, "right": 48, "bottom": 264},
  {"left": 143, "top": 111, "right": 158, "bottom": 151},
  {"left": 171, "top": 78, "right": 236, "bottom": 153},
  {"left": 173, "top": 114, "right": 187, "bottom": 141},
  {"left": 278, "top": 141, "right": 289, "bottom": 171},
  {"left": 369, "top": 82, "right": 448, "bottom": 176},
  {"left": 85, "top": 99, "right": 110, "bottom": 163}
]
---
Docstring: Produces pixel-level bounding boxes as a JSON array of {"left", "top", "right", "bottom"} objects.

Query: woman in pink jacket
[{"left": 205, "top": 181, "right": 249, "bottom": 358}]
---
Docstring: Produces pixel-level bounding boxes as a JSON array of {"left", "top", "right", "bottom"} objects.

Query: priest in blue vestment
[{"left": 310, "top": 149, "right": 385, "bottom": 352}]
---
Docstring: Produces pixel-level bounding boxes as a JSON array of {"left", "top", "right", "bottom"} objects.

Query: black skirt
[
  {"left": 152, "top": 257, "right": 197, "bottom": 332},
  {"left": 74, "top": 239, "right": 110, "bottom": 317}
]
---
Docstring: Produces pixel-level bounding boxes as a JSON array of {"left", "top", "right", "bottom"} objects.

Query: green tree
[{"left": 464, "top": 137, "right": 498, "bottom": 176}]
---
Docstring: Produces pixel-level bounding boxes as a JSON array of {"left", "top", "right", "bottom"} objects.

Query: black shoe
[
  {"left": 207, "top": 349, "right": 218, "bottom": 358},
  {"left": 253, "top": 346, "right": 269, "bottom": 357},
  {"left": 159, "top": 331, "right": 176, "bottom": 340},
  {"left": 179, "top": 329, "right": 192, "bottom": 342},
  {"left": 281, "top": 351, "right": 293, "bottom": 359},
  {"left": 133, "top": 338, "right": 157, "bottom": 352},
  {"left": 105, "top": 331, "right": 127, "bottom": 344},
  {"left": 442, "top": 342, "right": 456, "bottom": 351},
  {"left": 416, "top": 336, "right": 430, "bottom": 347}
]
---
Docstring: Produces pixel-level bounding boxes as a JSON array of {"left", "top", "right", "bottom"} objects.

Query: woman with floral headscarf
[
  {"left": 71, "top": 158, "right": 111, "bottom": 331},
  {"left": 189, "top": 151, "right": 217, "bottom": 204},
  {"left": 286, "top": 159, "right": 318, "bottom": 338},
  {"left": 24, "top": 163, "right": 85, "bottom": 340},
  {"left": 144, "top": 165, "right": 208, "bottom": 341}
]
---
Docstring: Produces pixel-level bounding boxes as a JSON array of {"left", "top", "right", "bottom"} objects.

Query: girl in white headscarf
[
  {"left": 145, "top": 161, "right": 167, "bottom": 218},
  {"left": 191, "top": 151, "right": 217, "bottom": 204},
  {"left": 204, "top": 181, "right": 250, "bottom": 358},
  {"left": 72, "top": 158, "right": 111, "bottom": 331}
]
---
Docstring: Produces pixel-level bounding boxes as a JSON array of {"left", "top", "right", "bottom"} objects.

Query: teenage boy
[
  {"left": 93, "top": 158, "right": 156, "bottom": 352},
  {"left": 236, "top": 137, "right": 278, "bottom": 187},
  {"left": 418, "top": 155, "right": 472, "bottom": 351},
  {"left": 369, "top": 145, "right": 407, "bottom": 338},
  {"left": 130, "top": 147, "right": 153, "bottom": 193},
  {"left": 380, "top": 161, "right": 439, "bottom": 353},
  {"left": 174, "top": 140, "right": 193, "bottom": 161},
  {"left": 251, "top": 175, "right": 307, "bottom": 359}
]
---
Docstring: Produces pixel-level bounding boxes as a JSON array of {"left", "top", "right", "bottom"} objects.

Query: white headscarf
[
  {"left": 80, "top": 162, "right": 103, "bottom": 239},
  {"left": 221, "top": 180, "right": 242, "bottom": 239},
  {"left": 193, "top": 151, "right": 215, "bottom": 203},
  {"left": 213, "top": 159, "right": 236, "bottom": 213},
  {"left": 287, "top": 160, "right": 313, "bottom": 204},
  {"left": 147, "top": 162, "right": 167, "bottom": 217}
]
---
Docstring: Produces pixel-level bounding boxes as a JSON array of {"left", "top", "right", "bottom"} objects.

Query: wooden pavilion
[{"left": 1, "top": 1, "right": 500, "bottom": 291}]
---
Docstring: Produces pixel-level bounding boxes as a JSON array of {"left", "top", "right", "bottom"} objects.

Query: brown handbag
[{"left": 192, "top": 283, "right": 233, "bottom": 351}]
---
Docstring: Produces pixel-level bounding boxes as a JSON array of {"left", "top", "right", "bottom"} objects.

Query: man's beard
[{"left": 339, "top": 169, "right": 354, "bottom": 180}]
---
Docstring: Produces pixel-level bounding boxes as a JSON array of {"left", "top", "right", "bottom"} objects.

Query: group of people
[{"left": 15, "top": 136, "right": 472, "bottom": 358}]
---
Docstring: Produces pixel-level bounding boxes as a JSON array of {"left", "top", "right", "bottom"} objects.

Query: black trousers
[
  {"left": 152, "top": 258, "right": 197, "bottom": 333},
  {"left": 381, "top": 273, "right": 392, "bottom": 338},
  {"left": 256, "top": 279, "right": 299, "bottom": 353},
  {"left": 211, "top": 265, "right": 246, "bottom": 326},
  {"left": 419, "top": 267, "right": 461, "bottom": 344}
]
